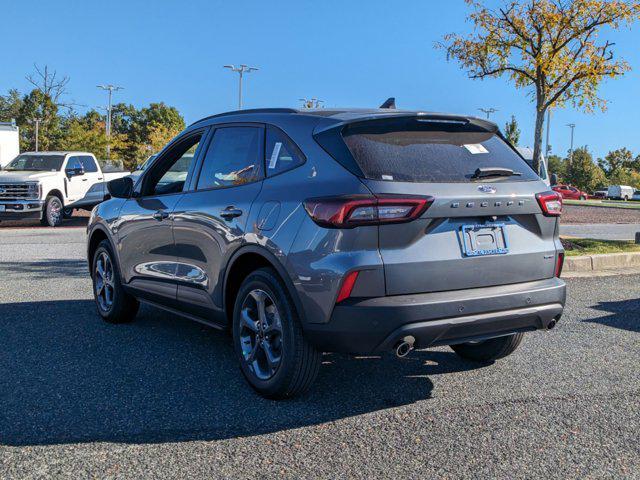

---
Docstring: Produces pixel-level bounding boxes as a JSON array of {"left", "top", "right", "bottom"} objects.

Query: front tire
[
  {"left": 41, "top": 195, "right": 64, "bottom": 227},
  {"left": 232, "top": 267, "right": 320, "bottom": 399},
  {"left": 92, "top": 240, "right": 139, "bottom": 323},
  {"left": 450, "top": 333, "right": 524, "bottom": 362}
]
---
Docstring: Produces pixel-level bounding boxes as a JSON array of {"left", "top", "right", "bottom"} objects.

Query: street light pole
[
  {"left": 567, "top": 123, "right": 576, "bottom": 163},
  {"left": 97, "top": 84, "right": 123, "bottom": 160},
  {"left": 299, "top": 98, "right": 324, "bottom": 109},
  {"left": 478, "top": 107, "right": 498, "bottom": 119},
  {"left": 223, "top": 64, "right": 259, "bottom": 109}
]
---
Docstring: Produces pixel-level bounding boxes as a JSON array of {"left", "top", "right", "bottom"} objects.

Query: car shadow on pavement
[
  {"left": 583, "top": 298, "right": 640, "bottom": 333},
  {"left": 0, "top": 260, "right": 88, "bottom": 279},
  {"left": 0, "top": 299, "right": 484, "bottom": 447}
]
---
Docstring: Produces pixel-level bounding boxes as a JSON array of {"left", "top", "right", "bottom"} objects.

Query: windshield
[
  {"left": 342, "top": 120, "right": 539, "bottom": 183},
  {"left": 4, "top": 154, "right": 65, "bottom": 172}
]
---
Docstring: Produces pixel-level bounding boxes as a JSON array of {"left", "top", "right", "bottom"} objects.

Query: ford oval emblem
[
  {"left": 0, "top": 188, "right": 5, "bottom": 194},
  {"left": 478, "top": 185, "right": 496, "bottom": 194}
]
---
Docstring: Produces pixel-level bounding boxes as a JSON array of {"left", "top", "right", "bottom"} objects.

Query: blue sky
[{"left": 1, "top": 0, "right": 639, "bottom": 160}]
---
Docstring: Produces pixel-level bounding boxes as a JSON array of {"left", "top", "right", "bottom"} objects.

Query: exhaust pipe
[{"left": 395, "top": 336, "right": 415, "bottom": 358}]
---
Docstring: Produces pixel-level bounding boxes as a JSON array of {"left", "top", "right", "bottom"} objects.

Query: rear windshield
[{"left": 342, "top": 120, "right": 539, "bottom": 183}]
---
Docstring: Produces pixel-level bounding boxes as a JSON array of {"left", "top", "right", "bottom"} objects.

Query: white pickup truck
[{"left": 0, "top": 151, "right": 130, "bottom": 226}]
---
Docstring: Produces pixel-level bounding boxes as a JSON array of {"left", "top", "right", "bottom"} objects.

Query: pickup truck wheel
[
  {"left": 41, "top": 195, "right": 64, "bottom": 227},
  {"left": 450, "top": 333, "right": 524, "bottom": 362},
  {"left": 92, "top": 240, "right": 139, "bottom": 323},
  {"left": 232, "top": 267, "right": 321, "bottom": 399},
  {"left": 62, "top": 207, "right": 73, "bottom": 219}
]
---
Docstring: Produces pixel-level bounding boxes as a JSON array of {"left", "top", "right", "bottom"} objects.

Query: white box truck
[{"left": 0, "top": 120, "right": 20, "bottom": 167}]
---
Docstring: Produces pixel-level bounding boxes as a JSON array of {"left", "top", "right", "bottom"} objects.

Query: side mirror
[
  {"left": 550, "top": 173, "right": 558, "bottom": 186},
  {"left": 107, "top": 176, "right": 133, "bottom": 199},
  {"left": 66, "top": 167, "right": 84, "bottom": 178}
]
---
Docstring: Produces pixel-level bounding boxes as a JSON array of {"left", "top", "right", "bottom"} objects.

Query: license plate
[
  {"left": 461, "top": 223, "right": 508, "bottom": 257},
  {"left": 0, "top": 205, "right": 5, "bottom": 212}
]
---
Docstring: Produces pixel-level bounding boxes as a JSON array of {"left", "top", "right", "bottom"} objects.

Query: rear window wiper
[{"left": 472, "top": 167, "right": 522, "bottom": 179}]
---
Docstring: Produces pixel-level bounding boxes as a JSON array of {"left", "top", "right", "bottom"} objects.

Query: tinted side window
[
  {"left": 265, "top": 126, "right": 305, "bottom": 176},
  {"left": 79, "top": 156, "right": 98, "bottom": 172},
  {"left": 196, "top": 127, "right": 262, "bottom": 190},
  {"left": 142, "top": 134, "right": 202, "bottom": 196},
  {"left": 67, "top": 156, "right": 82, "bottom": 170}
]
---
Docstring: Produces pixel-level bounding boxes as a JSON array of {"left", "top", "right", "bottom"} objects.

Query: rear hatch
[{"left": 316, "top": 115, "right": 560, "bottom": 295}]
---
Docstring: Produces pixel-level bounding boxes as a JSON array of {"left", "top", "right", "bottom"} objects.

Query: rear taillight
[
  {"left": 336, "top": 270, "right": 359, "bottom": 303},
  {"left": 555, "top": 252, "right": 564, "bottom": 277},
  {"left": 303, "top": 195, "right": 433, "bottom": 228},
  {"left": 536, "top": 191, "right": 562, "bottom": 216}
]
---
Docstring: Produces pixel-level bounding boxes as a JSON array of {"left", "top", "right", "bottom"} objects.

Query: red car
[{"left": 552, "top": 184, "right": 588, "bottom": 200}]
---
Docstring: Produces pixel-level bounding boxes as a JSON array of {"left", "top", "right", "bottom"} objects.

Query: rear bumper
[{"left": 304, "top": 277, "right": 566, "bottom": 354}]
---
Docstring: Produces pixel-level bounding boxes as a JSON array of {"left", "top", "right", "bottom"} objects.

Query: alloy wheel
[
  {"left": 48, "top": 199, "right": 62, "bottom": 225},
  {"left": 95, "top": 251, "right": 115, "bottom": 312},
  {"left": 239, "top": 289, "right": 283, "bottom": 380}
]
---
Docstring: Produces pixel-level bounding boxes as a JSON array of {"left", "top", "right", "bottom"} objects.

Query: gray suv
[{"left": 87, "top": 107, "right": 566, "bottom": 398}]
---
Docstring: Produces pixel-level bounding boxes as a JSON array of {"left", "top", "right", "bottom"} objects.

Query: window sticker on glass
[
  {"left": 464, "top": 144, "right": 489, "bottom": 154},
  {"left": 381, "top": 174, "right": 394, "bottom": 180},
  {"left": 269, "top": 142, "right": 283, "bottom": 169}
]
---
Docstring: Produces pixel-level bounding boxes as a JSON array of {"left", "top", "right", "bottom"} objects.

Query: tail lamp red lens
[
  {"left": 555, "top": 252, "right": 564, "bottom": 277},
  {"left": 336, "top": 270, "right": 359, "bottom": 303},
  {"left": 303, "top": 195, "right": 433, "bottom": 228},
  {"left": 536, "top": 191, "right": 562, "bottom": 217}
]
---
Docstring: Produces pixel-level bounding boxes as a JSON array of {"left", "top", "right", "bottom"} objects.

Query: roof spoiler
[{"left": 379, "top": 97, "right": 396, "bottom": 109}]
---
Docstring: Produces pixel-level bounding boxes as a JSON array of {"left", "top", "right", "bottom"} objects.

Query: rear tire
[
  {"left": 41, "top": 195, "right": 64, "bottom": 227},
  {"left": 232, "top": 267, "right": 320, "bottom": 399},
  {"left": 91, "top": 239, "right": 139, "bottom": 324},
  {"left": 450, "top": 333, "right": 524, "bottom": 362},
  {"left": 579, "top": 195, "right": 586, "bottom": 200}
]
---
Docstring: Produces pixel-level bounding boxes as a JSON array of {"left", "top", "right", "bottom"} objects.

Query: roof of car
[
  {"left": 190, "top": 107, "right": 498, "bottom": 131},
  {"left": 20, "top": 151, "right": 93, "bottom": 156}
]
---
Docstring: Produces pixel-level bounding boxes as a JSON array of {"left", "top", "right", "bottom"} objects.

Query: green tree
[
  {"left": 547, "top": 154, "right": 567, "bottom": 183},
  {"left": 565, "top": 146, "right": 607, "bottom": 191},
  {"left": 17, "top": 89, "right": 62, "bottom": 151},
  {"left": 440, "top": 0, "right": 640, "bottom": 173},
  {"left": 598, "top": 147, "right": 634, "bottom": 174},
  {"left": 504, "top": 115, "right": 521, "bottom": 145},
  {"left": 0, "top": 89, "right": 23, "bottom": 121}
]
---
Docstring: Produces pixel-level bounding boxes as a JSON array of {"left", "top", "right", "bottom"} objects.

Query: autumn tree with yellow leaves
[{"left": 440, "top": 0, "right": 640, "bottom": 172}]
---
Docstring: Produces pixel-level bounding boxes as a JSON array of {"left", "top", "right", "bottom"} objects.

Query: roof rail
[{"left": 190, "top": 108, "right": 298, "bottom": 126}]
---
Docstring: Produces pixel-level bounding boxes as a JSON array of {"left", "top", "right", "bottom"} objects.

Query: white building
[{"left": 0, "top": 120, "right": 19, "bottom": 167}]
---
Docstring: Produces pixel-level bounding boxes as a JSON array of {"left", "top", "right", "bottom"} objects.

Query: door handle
[
  {"left": 153, "top": 210, "right": 169, "bottom": 221},
  {"left": 81, "top": 178, "right": 88, "bottom": 181},
  {"left": 220, "top": 206, "right": 243, "bottom": 220}
]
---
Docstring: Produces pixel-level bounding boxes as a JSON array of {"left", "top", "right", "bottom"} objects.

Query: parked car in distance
[
  {"left": 516, "top": 147, "right": 550, "bottom": 186},
  {"left": 0, "top": 120, "right": 20, "bottom": 167},
  {"left": 592, "top": 189, "right": 608, "bottom": 199},
  {"left": 608, "top": 185, "right": 635, "bottom": 201},
  {"left": 0, "top": 151, "right": 130, "bottom": 226},
  {"left": 87, "top": 107, "right": 566, "bottom": 398},
  {"left": 552, "top": 184, "right": 588, "bottom": 200},
  {"left": 632, "top": 190, "right": 640, "bottom": 201}
]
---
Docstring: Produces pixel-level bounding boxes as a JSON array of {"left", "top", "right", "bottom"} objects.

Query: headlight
[{"left": 26, "top": 182, "right": 41, "bottom": 200}]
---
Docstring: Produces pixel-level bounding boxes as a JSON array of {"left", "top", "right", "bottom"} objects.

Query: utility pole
[
  {"left": 478, "top": 107, "right": 498, "bottom": 119},
  {"left": 299, "top": 98, "right": 324, "bottom": 109},
  {"left": 97, "top": 84, "right": 123, "bottom": 160},
  {"left": 545, "top": 109, "right": 552, "bottom": 156},
  {"left": 223, "top": 64, "right": 259, "bottom": 109},
  {"left": 29, "top": 118, "right": 42, "bottom": 152},
  {"left": 567, "top": 123, "right": 576, "bottom": 163}
]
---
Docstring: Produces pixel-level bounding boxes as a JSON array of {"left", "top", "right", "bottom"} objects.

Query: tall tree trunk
[{"left": 532, "top": 106, "right": 546, "bottom": 175}]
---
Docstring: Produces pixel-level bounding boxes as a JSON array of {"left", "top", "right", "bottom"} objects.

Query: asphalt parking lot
[{"left": 1, "top": 227, "right": 639, "bottom": 479}]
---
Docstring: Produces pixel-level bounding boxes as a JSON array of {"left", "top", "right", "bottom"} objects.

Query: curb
[{"left": 564, "top": 252, "right": 640, "bottom": 272}]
